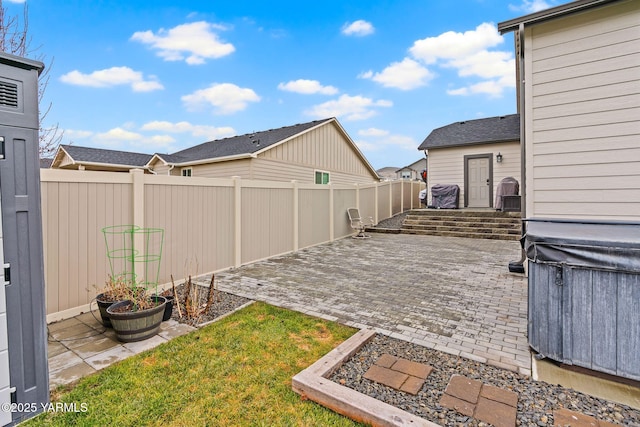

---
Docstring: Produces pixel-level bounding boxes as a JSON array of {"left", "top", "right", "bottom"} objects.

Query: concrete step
[
  {"left": 403, "top": 217, "right": 520, "bottom": 228},
  {"left": 401, "top": 228, "right": 521, "bottom": 241},
  {"left": 399, "top": 209, "right": 522, "bottom": 241},
  {"left": 402, "top": 223, "right": 521, "bottom": 234}
]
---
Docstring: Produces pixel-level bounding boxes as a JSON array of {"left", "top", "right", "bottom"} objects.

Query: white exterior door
[
  {"left": 468, "top": 157, "right": 490, "bottom": 208},
  {"left": 0, "top": 194, "right": 11, "bottom": 427}
]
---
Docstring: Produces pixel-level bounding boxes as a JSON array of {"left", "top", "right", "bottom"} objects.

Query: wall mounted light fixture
[{"left": 496, "top": 152, "right": 503, "bottom": 163}]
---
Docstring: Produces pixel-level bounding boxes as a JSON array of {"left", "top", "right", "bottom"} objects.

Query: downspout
[
  {"left": 509, "top": 23, "right": 527, "bottom": 274},
  {"left": 423, "top": 149, "right": 429, "bottom": 206}
]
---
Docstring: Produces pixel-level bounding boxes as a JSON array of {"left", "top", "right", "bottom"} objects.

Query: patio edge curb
[{"left": 292, "top": 328, "right": 439, "bottom": 427}]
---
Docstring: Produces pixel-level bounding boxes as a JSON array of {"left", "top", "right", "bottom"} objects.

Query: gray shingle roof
[
  {"left": 157, "top": 118, "right": 333, "bottom": 164},
  {"left": 61, "top": 145, "right": 153, "bottom": 167},
  {"left": 418, "top": 114, "right": 520, "bottom": 150}
]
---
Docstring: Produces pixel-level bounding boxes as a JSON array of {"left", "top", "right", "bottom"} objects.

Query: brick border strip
[{"left": 292, "top": 329, "right": 439, "bottom": 427}]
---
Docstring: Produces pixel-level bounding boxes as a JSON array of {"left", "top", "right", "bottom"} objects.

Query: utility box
[{"left": 0, "top": 52, "right": 48, "bottom": 426}]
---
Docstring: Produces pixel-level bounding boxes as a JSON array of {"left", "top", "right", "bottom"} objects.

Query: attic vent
[{"left": 0, "top": 80, "right": 18, "bottom": 108}]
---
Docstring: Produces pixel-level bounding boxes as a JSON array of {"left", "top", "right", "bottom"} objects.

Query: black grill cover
[
  {"left": 430, "top": 184, "right": 459, "bottom": 209},
  {"left": 495, "top": 177, "right": 519, "bottom": 210}
]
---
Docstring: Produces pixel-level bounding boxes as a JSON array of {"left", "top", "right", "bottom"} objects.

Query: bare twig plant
[{"left": 174, "top": 257, "right": 223, "bottom": 324}]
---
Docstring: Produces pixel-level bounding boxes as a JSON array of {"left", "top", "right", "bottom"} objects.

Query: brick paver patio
[{"left": 210, "top": 233, "right": 530, "bottom": 375}]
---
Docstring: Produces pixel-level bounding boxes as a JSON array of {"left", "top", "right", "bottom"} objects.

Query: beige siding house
[
  {"left": 418, "top": 114, "right": 521, "bottom": 208},
  {"left": 500, "top": 0, "right": 640, "bottom": 221},
  {"left": 498, "top": 0, "right": 640, "bottom": 391},
  {"left": 147, "top": 117, "right": 380, "bottom": 184},
  {"left": 396, "top": 158, "right": 427, "bottom": 181}
]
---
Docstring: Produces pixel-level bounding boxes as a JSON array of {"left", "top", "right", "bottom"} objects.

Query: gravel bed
[
  {"left": 162, "top": 282, "right": 252, "bottom": 327},
  {"left": 373, "top": 211, "right": 410, "bottom": 229},
  {"left": 330, "top": 334, "right": 640, "bottom": 427}
]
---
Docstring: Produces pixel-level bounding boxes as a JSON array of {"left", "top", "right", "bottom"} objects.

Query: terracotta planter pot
[{"left": 106, "top": 296, "right": 166, "bottom": 342}]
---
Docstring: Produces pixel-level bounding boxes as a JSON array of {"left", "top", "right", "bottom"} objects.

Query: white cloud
[
  {"left": 94, "top": 127, "right": 144, "bottom": 142},
  {"left": 60, "top": 67, "right": 163, "bottom": 92},
  {"left": 355, "top": 128, "right": 417, "bottom": 152},
  {"left": 447, "top": 74, "right": 515, "bottom": 98},
  {"left": 358, "top": 128, "right": 389, "bottom": 137},
  {"left": 509, "top": 0, "right": 553, "bottom": 13},
  {"left": 62, "top": 129, "right": 94, "bottom": 140},
  {"left": 409, "top": 23, "right": 503, "bottom": 64},
  {"left": 182, "top": 83, "right": 260, "bottom": 115},
  {"left": 141, "top": 121, "right": 236, "bottom": 140},
  {"left": 147, "top": 134, "right": 176, "bottom": 145},
  {"left": 305, "top": 94, "right": 392, "bottom": 121},
  {"left": 131, "top": 21, "right": 235, "bottom": 65},
  {"left": 447, "top": 50, "right": 514, "bottom": 79},
  {"left": 341, "top": 20, "right": 375, "bottom": 37},
  {"left": 402, "top": 22, "right": 514, "bottom": 97},
  {"left": 4, "top": 0, "right": 26, "bottom": 3},
  {"left": 278, "top": 79, "right": 338, "bottom": 95},
  {"left": 360, "top": 58, "right": 434, "bottom": 90}
]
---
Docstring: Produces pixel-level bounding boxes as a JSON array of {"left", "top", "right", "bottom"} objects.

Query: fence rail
[{"left": 41, "top": 169, "right": 424, "bottom": 322}]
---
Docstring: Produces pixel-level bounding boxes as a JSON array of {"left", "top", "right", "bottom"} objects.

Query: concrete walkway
[
  {"left": 48, "top": 312, "right": 195, "bottom": 389},
  {"left": 211, "top": 233, "right": 530, "bottom": 375}
]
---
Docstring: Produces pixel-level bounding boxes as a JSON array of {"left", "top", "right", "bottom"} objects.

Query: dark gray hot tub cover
[{"left": 524, "top": 220, "right": 640, "bottom": 273}]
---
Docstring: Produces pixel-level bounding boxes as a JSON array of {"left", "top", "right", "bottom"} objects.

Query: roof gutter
[
  {"left": 71, "top": 160, "right": 152, "bottom": 170},
  {"left": 421, "top": 138, "right": 520, "bottom": 151},
  {"left": 498, "top": 0, "right": 618, "bottom": 33},
  {"left": 169, "top": 152, "right": 256, "bottom": 168}
]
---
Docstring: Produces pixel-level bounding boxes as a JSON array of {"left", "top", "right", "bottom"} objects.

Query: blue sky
[{"left": 11, "top": 0, "right": 566, "bottom": 169}]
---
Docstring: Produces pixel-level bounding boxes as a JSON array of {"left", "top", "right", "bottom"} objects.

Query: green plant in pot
[{"left": 106, "top": 282, "right": 166, "bottom": 343}]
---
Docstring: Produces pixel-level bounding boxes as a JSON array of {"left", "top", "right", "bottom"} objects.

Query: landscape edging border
[{"left": 292, "top": 328, "right": 439, "bottom": 427}]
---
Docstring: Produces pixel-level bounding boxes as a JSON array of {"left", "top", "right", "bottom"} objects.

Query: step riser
[
  {"left": 402, "top": 230, "right": 520, "bottom": 241},
  {"left": 404, "top": 220, "right": 521, "bottom": 228},
  {"left": 400, "top": 209, "right": 522, "bottom": 241}
]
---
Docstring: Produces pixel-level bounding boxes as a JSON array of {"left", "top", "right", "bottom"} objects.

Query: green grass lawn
[{"left": 28, "top": 302, "right": 364, "bottom": 427}]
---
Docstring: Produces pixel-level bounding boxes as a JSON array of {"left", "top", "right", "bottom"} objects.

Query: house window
[
  {"left": 401, "top": 171, "right": 411, "bottom": 180},
  {"left": 182, "top": 168, "right": 192, "bottom": 177},
  {"left": 315, "top": 170, "right": 330, "bottom": 184}
]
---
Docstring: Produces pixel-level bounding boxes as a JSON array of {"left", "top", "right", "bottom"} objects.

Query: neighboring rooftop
[
  {"left": 376, "top": 167, "right": 399, "bottom": 181},
  {"left": 418, "top": 114, "right": 520, "bottom": 150},
  {"left": 52, "top": 145, "right": 153, "bottom": 170},
  {"left": 154, "top": 118, "right": 333, "bottom": 164}
]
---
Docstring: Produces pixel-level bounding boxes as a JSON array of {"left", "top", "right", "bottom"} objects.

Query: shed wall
[{"left": 427, "top": 141, "right": 521, "bottom": 208}]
